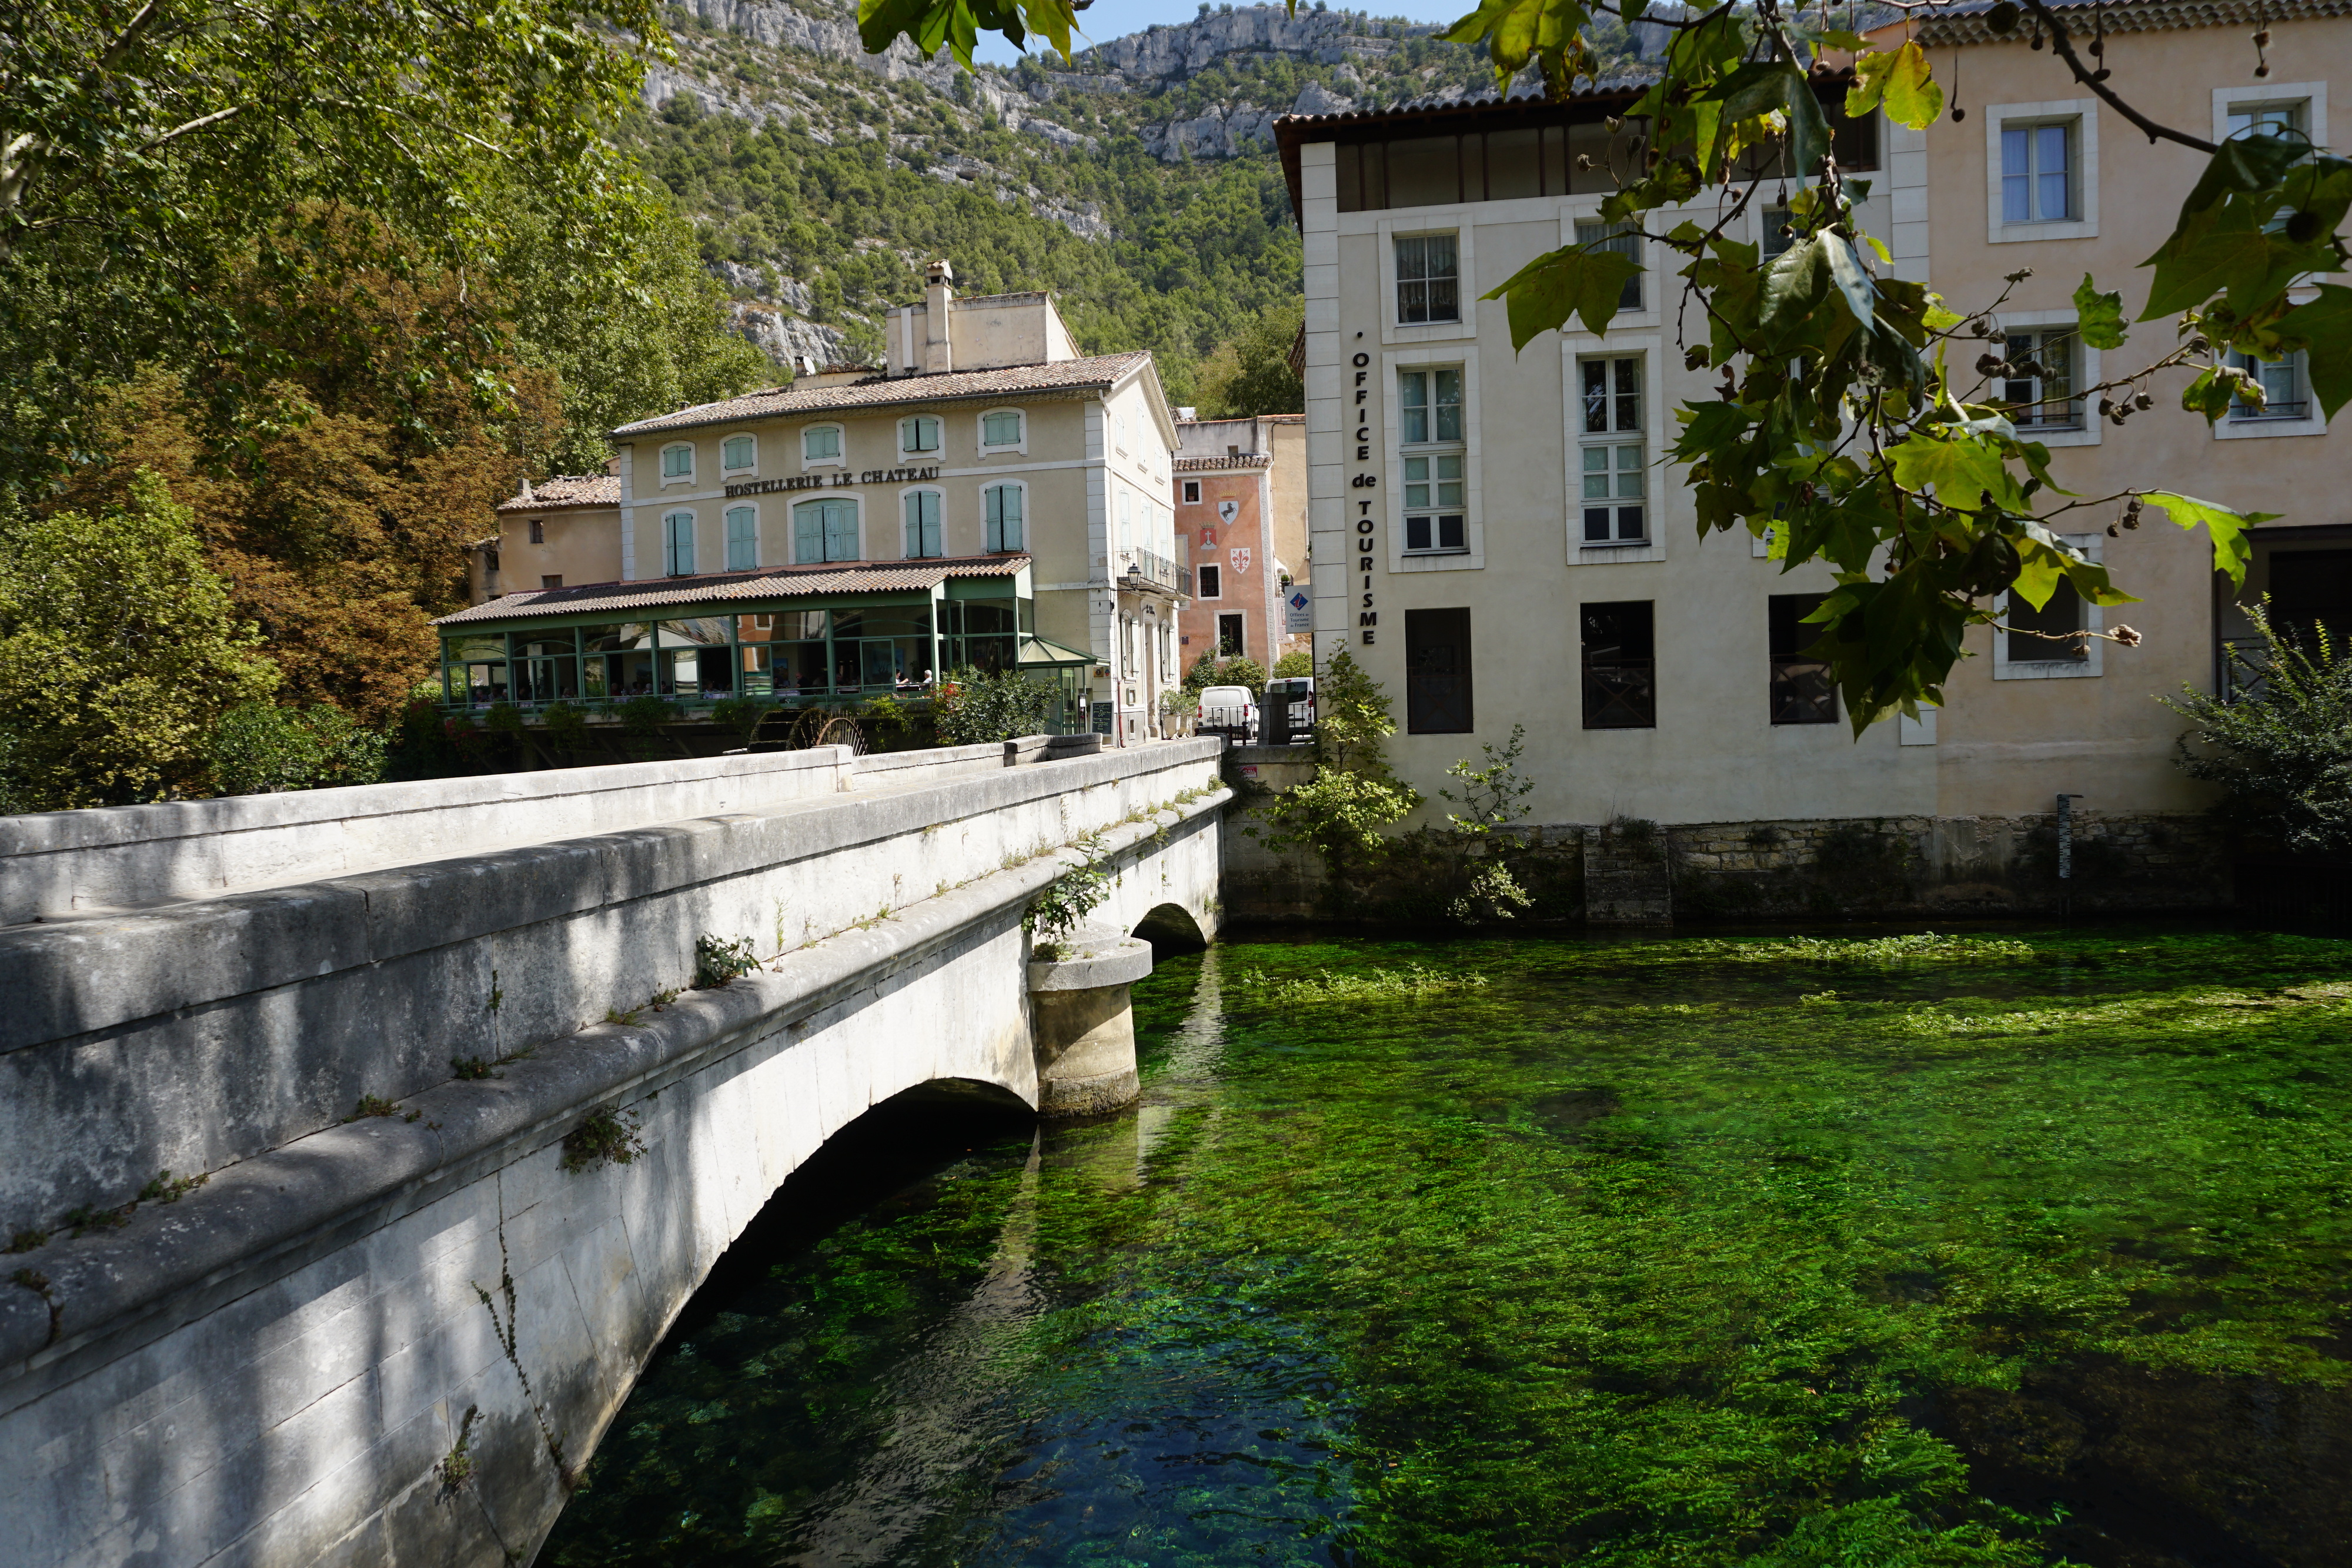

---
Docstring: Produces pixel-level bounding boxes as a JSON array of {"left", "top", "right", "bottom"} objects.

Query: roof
[
  {"left": 434, "top": 555, "right": 1030, "bottom": 627},
  {"left": 612, "top": 352, "right": 1155, "bottom": 439},
  {"left": 1912, "top": 0, "right": 2352, "bottom": 42},
  {"left": 1175, "top": 454, "right": 1273, "bottom": 471},
  {"left": 496, "top": 474, "right": 620, "bottom": 513}
]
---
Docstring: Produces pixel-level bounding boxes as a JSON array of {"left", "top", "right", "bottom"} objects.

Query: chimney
[
  {"left": 923, "top": 258, "right": 954, "bottom": 374},
  {"left": 519, "top": 474, "right": 535, "bottom": 503}
]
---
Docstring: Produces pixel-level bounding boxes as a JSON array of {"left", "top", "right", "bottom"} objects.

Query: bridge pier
[{"left": 1027, "top": 937, "right": 1152, "bottom": 1116}]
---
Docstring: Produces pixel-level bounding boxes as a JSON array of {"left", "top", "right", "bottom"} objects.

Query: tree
[
  {"left": 208, "top": 701, "right": 387, "bottom": 797},
  {"left": 934, "top": 666, "right": 1063, "bottom": 743},
  {"left": 2165, "top": 604, "right": 2352, "bottom": 851},
  {"left": 0, "top": 0, "right": 672, "bottom": 498},
  {"left": 1251, "top": 648, "right": 1420, "bottom": 874},
  {"left": 1195, "top": 299, "right": 1305, "bottom": 417},
  {"left": 0, "top": 470, "right": 278, "bottom": 810},
  {"left": 859, "top": 0, "right": 2334, "bottom": 732}
]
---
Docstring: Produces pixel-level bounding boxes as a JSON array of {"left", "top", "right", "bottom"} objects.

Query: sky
[{"left": 967, "top": 0, "right": 1476, "bottom": 66}]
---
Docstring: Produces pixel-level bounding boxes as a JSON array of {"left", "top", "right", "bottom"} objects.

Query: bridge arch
[{"left": 1131, "top": 901, "right": 1210, "bottom": 955}]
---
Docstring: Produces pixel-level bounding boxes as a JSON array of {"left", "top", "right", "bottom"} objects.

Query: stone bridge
[{"left": 0, "top": 737, "right": 1227, "bottom": 1566}]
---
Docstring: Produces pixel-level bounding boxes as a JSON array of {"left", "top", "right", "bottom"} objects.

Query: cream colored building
[
  {"left": 1277, "top": 6, "right": 2350, "bottom": 831},
  {"left": 446, "top": 262, "right": 1190, "bottom": 744}
]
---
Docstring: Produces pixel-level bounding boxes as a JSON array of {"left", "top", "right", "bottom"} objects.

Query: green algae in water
[{"left": 542, "top": 928, "right": 2352, "bottom": 1566}]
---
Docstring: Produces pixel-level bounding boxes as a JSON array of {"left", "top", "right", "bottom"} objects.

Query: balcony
[{"left": 1118, "top": 547, "right": 1188, "bottom": 599}]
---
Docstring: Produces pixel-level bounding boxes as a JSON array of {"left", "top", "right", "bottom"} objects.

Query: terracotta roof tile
[
  {"left": 1915, "top": 0, "right": 2351, "bottom": 42},
  {"left": 1174, "top": 454, "right": 1272, "bottom": 471},
  {"left": 612, "top": 352, "right": 1154, "bottom": 439},
  {"left": 496, "top": 474, "right": 620, "bottom": 511},
  {"left": 434, "top": 555, "right": 1029, "bottom": 626}
]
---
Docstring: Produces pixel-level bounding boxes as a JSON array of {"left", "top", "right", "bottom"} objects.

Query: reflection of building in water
[{"left": 443, "top": 258, "right": 1193, "bottom": 743}]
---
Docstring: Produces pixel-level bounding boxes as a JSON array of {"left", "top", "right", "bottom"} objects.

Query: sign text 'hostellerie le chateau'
[{"left": 725, "top": 467, "right": 943, "bottom": 497}]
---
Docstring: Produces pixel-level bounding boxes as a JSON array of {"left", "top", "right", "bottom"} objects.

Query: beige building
[
  {"left": 1173, "top": 413, "right": 1310, "bottom": 670},
  {"left": 443, "top": 262, "right": 1191, "bottom": 744},
  {"left": 1276, "top": 5, "right": 2349, "bottom": 835}
]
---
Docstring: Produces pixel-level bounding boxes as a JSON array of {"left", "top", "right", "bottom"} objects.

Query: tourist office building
[
  {"left": 1276, "top": 0, "right": 2352, "bottom": 836},
  {"left": 437, "top": 262, "right": 1192, "bottom": 743}
]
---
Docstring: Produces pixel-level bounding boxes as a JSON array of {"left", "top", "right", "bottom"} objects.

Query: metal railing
[
  {"left": 1768, "top": 658, "right": 1838, "bottom": 725},
  {"left": 1119, "top": 547, "right": 1184, "bottom": 594},
  {"left": 1582, "top": 661, "right": 1655, "bottom": 728}
]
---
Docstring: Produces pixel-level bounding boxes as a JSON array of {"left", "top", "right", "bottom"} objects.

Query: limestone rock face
[
  {"left": 1081, "top": 7, "right": 1429, "bottom": 82},
  {"left": 727, "top": 303, "right": 853, "bottom": 369},
  {"left": 1291, "top": 80, "right": 1355, "bottom": 116},
  {"left": 1138, "top": 102, "right": 1278, "bottom": 162}
]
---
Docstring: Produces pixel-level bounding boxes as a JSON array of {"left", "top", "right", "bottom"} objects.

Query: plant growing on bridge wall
[
  {"left": 1025, "top": 835, "right": 1112, "bottom": 957},
  {"left": 562, "top": 1106, "right": 646, "bottom": 1171},
  {"left": 694, "top": 933, "right": 760, "bottom": 988}
]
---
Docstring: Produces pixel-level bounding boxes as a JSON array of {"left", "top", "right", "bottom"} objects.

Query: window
[
  {"left": 2229, "top": 349, "right": 2309, "bottom": 420},
  {"left": 722, "top": 434, "right": 756, "bottom": 471},
  {"left": 1405, "top": 607, "right": 1474, "bottom": 733},
  {"left": 663, "top": 511, "right": 696, "bottom": 576},
  {"left": 1574, "top": 219, "right": 1643, "bottom": 310},
  {"left": 2229, "top": 99, "right": 2307, "bottom": 143},
  {"left": 1182, "top": 480, "right": 1201, "bottom": 504},
  {"left": 901, "top": 414, "right": 941, "bottom": 455},
  {"left": 1118, "top": 490, "right": 1134, "bottom": 550},
  {"left": 1399, "top": 366, "right": 1466, "bottom": 554},
  {"left": 723, "top": 506, "right": 757, "bottom": 571},
  {"left": 1579, "top": 357, "right": 1647, "bottom": 544},
  {"left": 2002, "top": 121, "right": 2075, "bottom": 223},
  {"left": 981, "top": 409, "right": 1023, "bottom": 449},
  {"left": 984, "top": 484, "right": 1024, "bottom": 551},
  {"left": 803, "top": 424, "right": 843, "bottom": 463},
  {"left": 661, "top": 444, "right": 694, "bottom": 480},
  {"left": 1581, "top": 600, "right": 1655, "bottom": 728},
  {"left": 541, "top": 574, "right": 563, "bottom": 589},
  {"left": 528, "top": 518, "right": 545, "bottom": 543},
  {"left": 904, "top": 490, "right": 942, "bottom": 557},
  {"left": 2002, "top": 328, "right": 2082, "bottom": 427},
  {"left": 2006, "top": 579, "right": 2088, "bottom": 663},
  {"left": 792, "top": 497, "right": 858, "bottom": 563},
  {"left": 1395, "top": 234, "right": 1459, "bottom": 325},
  {"left": 1197, "top": 563, "right": 1222, "bottom": 599},
  {"left": 1760, "top": 206, "right": 1796, "bottom": 258},
  {"left": 1768, "top": 593, "right": 1836, "bottom": 724},
  {"left": 1217, "top": 613, "right": 1245, "bottom": 657}
]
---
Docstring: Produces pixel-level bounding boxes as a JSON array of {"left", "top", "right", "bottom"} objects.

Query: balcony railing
[
  {"left": 1581, "top": 661, "right": 1655, "bottom": 728},
  {"left": 1119, "top": 547, "right": 1185, "bottom": 596}
]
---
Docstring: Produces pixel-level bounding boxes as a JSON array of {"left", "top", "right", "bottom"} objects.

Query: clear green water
[{"left": 541, "top": 928, "right": 2352, "bottom": 1567}]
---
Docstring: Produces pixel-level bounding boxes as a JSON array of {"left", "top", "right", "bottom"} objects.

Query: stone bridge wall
[{"left": 0, "top": 740, "right": 1224, "bottom": 1568}]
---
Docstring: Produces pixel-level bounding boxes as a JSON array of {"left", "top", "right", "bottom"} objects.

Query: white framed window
[
  {"left": 903, "top": 489, "right": 943, "bottom": 558},
  {"left": 801, "top": 424, "right": 844, "bottom": 466},
  {"left": 1573, "top": 219, "right": 1643, "bottom": 311},
  {"left": 660, "top": 443, "right": 694, "bottom": 482},
  {"left": 724, "top": 504, "right": 758, "bottom": 571},
  {"left": 1398, "top": 366, "right": 1465, "bottom": 555},
  {"left": 2229, "top": 348, "right": 2311, "bottom": 422},
  {"left": 1197, "top": 563, "right": 1222, "bottom": 599},
  {"left": 1182, "top": 479, "right": 1201, "bottom": 504},
  {"left": 721, "top": 434, "right": 757, "bottom": 473},
  {"left": 2214, "top": 81, "right": 2326, "bottom": 153},
  {"left": 1118, "top": 489, "right": 1134, "bottom": 550},
  {"left": 900, "top": 414, "right": 940, "bottom": 457},
  {"left": 662, "top": 510, "right": 696, "bottom": 576},
  {"left": 984, "top": 483, "right": 1024, "bottom": 552},
  {"left": 791, "top": 497, "right": 859, "bottom": 563},
  {"left": 978, "top": 407, "right": 1025, "bottom": 453},
  {"left": 1994, "top": 533, "right": 2103, "bottom": 680},
  {"left": 1395, "top": 233, "right": 1459, "bottom": 325},
  {"left": 1578, "top": 356, "right": 1647, "bottom": 545},
  {"left": 1760, "top": 205, "right": 1795, "bottom": 259},
  {"left": 1986, "top": 101, "right": 2098, "bottom": 242},
  {"left": 2002, "top": 327, "right": 2083, "bottom": 429}
]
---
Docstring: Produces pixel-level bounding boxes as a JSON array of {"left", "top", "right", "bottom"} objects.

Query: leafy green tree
[
  {"left": 934, "top": 666, "right": 1061, "bottom": 743},
  {"left": 0, "top": 470, "right": 278, "bottom": 809},
  {"left": 1195, "top": 299, "right": 1305, "bottom": 417},
  {"left": 861, "top": 0, "right": 2326, "bottom": 733},
  {"left": 1272, "top": 650, "right": 1315, "bottom": 678},
  {"left": 0, "top": 0, "right": 673, "bottom": 496},
  {"left": 2166, "top": 604, "right": 2352, "bottom": 851},
  {"left": 1252, "top": 648, "right": 1420, "bottom": 873}
]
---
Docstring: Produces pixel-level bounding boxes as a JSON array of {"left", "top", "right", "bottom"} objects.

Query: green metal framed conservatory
[{"left": 430, "top": 556, "right": 1094, "bottom": 728}]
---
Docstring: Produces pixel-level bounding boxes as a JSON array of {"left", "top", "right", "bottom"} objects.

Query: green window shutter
[
  {"left": 664, "top": 513, "right": 696, "bottom": 576},
  {"left": 824, "top": 499, "right": 858, "bottom": 561},
  {"left": 985, "top": 486, "right": 1023, "bottom": 551},
  {"left": 904, "top": 492, "right": 940, "bottom": 557},
  {"left": 723, "top": 436, "right": 754, "bottom": 469},
  {"left": 793, "top": 502, "right": 824, "bottom": 563},
  {"left": 726, "top": 507, "right": 757, "bottom": 571}
]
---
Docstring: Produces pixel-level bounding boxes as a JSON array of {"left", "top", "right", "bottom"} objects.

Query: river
[{"left": 542, "top": 927, "right": 2352, "bottom": 1566}]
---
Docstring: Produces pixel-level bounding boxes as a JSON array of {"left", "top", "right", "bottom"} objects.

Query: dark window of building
[
  {"left": 1218, "top": 613, "right": 1245, "bottom": 657},
  {"left": 1197, "top": 564, "right": 1222, "bottom": 599},
  {"left": 2266, "top": 550, "right": 2352, "bottom": 652},
  {"left": 541, "top": 574, "right": 563, "bottom": 590},
  {"left": 483, "top": 549, "right": 500, "bottom": 573},
  {"left": 2006, "top": 579, "right": 2087, "bottom": 663},
  {"left": 1768, "top": 593, "right": 1836, "bottom": 724},
  {"left": 1182, "top": 480, "right": 1201, "bottom": 504},
  {"left": 1581, "top": 600, "right": 1655, "bottom": 728},
  {"left": 1833, "top": 105, "right": 1881, "bottom": 171},
  {"left": 529, "top": 519, "right": 545, "bottom": 543},
  {"left": 1405, "top": 607, "right": 1474, "bottom": 733}
]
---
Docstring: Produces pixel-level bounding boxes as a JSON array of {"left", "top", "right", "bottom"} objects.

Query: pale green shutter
[
  {"left": 726, "top": 507, "right": 757, "bottom": 571},
  {"left": 793, "top": 502, "right": 823, "bottom": 563},
  {"left": 824, "top": 499, "right": 858, "bottom": 560},
  {"left": 904, "top": 492, "right": 940, "bottom": 557}
]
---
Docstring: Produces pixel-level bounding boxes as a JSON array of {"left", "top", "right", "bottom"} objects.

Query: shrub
[
  {"left": 561, "top": 1108, "right": 646, "bottom": 1171},
  {"left": 209, "top": 701, "right": 388, "bottom": 795},
  {"left": 540, "top": 701, "right": 589, "bottom": 750},
  {"left": 710, "top": 698, "right": 767, "bottom": 741},
  {"left": 1272, "top": 650, "right": 1315, "bottom": 678},
  {"left": 619, "top": 695, "right": 679, "bottom": 735},
  {"left": 2166, "top": 602, "right": 2352, "bottom": 851},
  {"left": 694, "top": 932, "right": 759, "bottom": 988},
  {"left": 935, "top": 666, "right": 1058, "bottom": 745}
]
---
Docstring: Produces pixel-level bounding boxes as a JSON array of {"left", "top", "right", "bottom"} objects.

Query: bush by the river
[
  {"left": 933, "top": 666, "right": 1060, "bottom": 746},
  {"left": 2169, "top": 602, "right": 2352, "bottom": 851}
]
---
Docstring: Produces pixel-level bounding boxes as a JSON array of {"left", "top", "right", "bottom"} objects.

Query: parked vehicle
[
  {"left": 1197, "top": 684, "right": 1258, "bottom": 744},
  {"left": 1261, "top": 676, "right": 1316, "bottom": 746}
]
